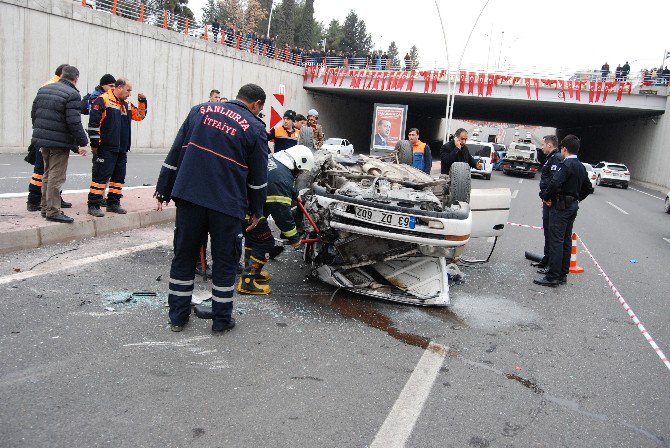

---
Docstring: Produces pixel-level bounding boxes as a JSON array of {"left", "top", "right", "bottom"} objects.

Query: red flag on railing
[
  {"left": 459, "top": 71, "right": 466, "bottom": 93},
  {"left": 603, "top": 81, "right": 616, "bottom": 102},
  {"left": 567, "top": 80, "right": 574, "bottom": 99},
  {"left": 431, "top": 71, "right": 440, "bottom": 93},
  {"left": 616, "top": 82, "right": 625, "bottom": 101},
  {"left": 486, "top": 73, "right": 495, "bottom": 96},
  {"left": 595, "top": 81, "right": 603, "bottom": 102},
  {"left": 303, "top": 67, "right": 309, "bottom": 82},
  {"left": 467, "top": 72, "right": 476, "bottom": 94},
  {"left": 339, "top": 69, "right": 347, "bottom": 87},
  {"left": 524, "top": 78, "right": 532, "bottom": 99},
  {"left": 406, "top": 70, "right": 416, "bottom": 91},
  {"left": 533, "top": 78, "right": 539, "bottom": 100},
  {"left": 396, "top": 71, "right": 407, "bottom": 91},
  {"left": 512, "top": 76, "right": 521, "bottom": 86},
  {"left": 477, "top": 73, "right": 485, "bottom": 96},
  {"left": 588, "top": 82, "right": 595, "bottom": 103},
  {"left": 322, "top": 68, "right": 330, "bottom": 85},
  {"left": 575, "top": 81, "right": 582, "bottom": 102},
  {"left": 559, "top": 80, "right": 565, "bottom": 101}
]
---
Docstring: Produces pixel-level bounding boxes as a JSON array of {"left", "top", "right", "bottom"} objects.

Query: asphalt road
[
  {"left": 0, "top": 169, "right": 668, "bottom": 447},
  {"left": 0, "top": 153, "right": 166, "bottom": 196}
]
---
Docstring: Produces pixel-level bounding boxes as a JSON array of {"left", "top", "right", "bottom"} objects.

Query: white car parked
[
  {"left": 582, "top": 162, "right": 597, "bottom": 191},
  {"left": 593, "top": 162, "right": 630, "bottom": 189},
  {"left": 665, "top": 191, "right": 670, "bottom": 214},
  {"left": 466, "top": 140, "right": 495, "bottom": 180},
  {"left": 321, "top": 138, "right": 354, "bottom": 156}
]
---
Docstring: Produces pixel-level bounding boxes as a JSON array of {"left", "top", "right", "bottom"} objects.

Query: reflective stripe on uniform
[
  {"left": 162, "top": 163, "right": 177, "bottom": 171},
  {"left": 266, "top": 195, "right": 292, "bottom": 204},
  {"left": 212, "top": 284, "right": 235, "bottom": 293},
  {"left": 211, "top": 296, "right": 233, "bottom": 303},
  {"left": 282, "top": 227, "right": 298, "bottom": 238},
  {"left": 168, "top": 289, "right": 192, "bottom": 296},
  {"left": 248, "top": 182, "right": 267, "bottom": 190},
  {"left": 169, "top": 278, "right": 194, "bottom": 285}
]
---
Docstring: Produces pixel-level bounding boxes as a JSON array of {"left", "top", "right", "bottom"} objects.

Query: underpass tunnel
[{"left": 307, "top": 88, "right": 668, "bottom": 187}]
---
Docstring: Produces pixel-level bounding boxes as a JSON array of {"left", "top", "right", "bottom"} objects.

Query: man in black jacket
[
  {"left": 31, "top": 65, "right": 89, "bottom": 223},
  {"left": 440, "top": 128, "right": 481, "bottom": 174}
]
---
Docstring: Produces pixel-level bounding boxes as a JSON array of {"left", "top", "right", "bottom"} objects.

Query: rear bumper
[{"left": 600, "top": 176, "right": 629, "bottom": 185}]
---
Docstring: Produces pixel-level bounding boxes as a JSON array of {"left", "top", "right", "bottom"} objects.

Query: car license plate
[{"left": 354, "top": 207, "right": 416, "bottom": 229}]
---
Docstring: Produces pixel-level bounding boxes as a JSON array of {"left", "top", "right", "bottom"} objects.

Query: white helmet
[{"left": 274, "top": 145, "right": 315, "bottom": 172}]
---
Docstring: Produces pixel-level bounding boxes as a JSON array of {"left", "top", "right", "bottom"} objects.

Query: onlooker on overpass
[
  {"left": 211, "top": 19, "right": 220, "bottom": 43},
  {"left": 31, "top": 65, "right": 89, "bottom": 223},
  {"left": 601, "top": 62, "right": 610, "bottom": 81},
  {"left": 622, "top": 61, "right": 630, "bottom": 79}
]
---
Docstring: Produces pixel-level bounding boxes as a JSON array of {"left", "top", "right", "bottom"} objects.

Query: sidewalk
[{"left": 0, "top": 188, "right": 175, "bottom": 254}]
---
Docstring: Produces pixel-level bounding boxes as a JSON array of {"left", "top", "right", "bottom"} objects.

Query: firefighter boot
[{"left": 237, "top": 263, "right": 271, "bottom": 294}]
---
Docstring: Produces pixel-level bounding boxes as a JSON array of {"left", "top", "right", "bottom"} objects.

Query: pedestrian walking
[
  {"left": 27, "top": 64, "right": 74, "bottom": 212},
  {"left": 155, "top": 84, "right": 269, "bottom": 334},
  {"left": 440, "top": 128, "right": 481, "bottom": 174},
  {"left": 239, "top": 145, "right": 314, "bottom": 295},
  {"left": 87, "top": 78, "right": 147, "bottom": 217},
  {"left": 534, "top": 135, "right": 593, "bottom": 287},
  {"left": 407, "top": 128, "right": 432, "bottom": 174},
  {"left": 30, "top": 65, "right": 89, "bottom": 223},
  {"left": 533, "top": 135, "right": 563, "bottom": 271}
]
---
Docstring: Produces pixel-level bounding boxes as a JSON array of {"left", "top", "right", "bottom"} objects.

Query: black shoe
[
  {"left": 195, "top": 264, "right": 212, "bottom": 277},
  {"left": 41, "top": 211, "right": 46, "bottom": 218},
  {"left": 88, "top": 206, "right": 105, "bottom": 217},
  {"left": 530, "top": 261, "right": 547, "bottom": 267},
  {"left": 558, "top": 276, "right": 567, "bottom": 284},
  {"left": 194, "top": 303, "right": 214, "bottom": 320},
  {"left": 269, "top": 244, "right": 285, "bottom": 260},
  {"left": 60, "top": 198, "right": 72, "bottom": 208},
  {"left": 537, "top": 267, "right": 550, "bottom": 275},
  {"left": 46, "top": 212, "right": 74, "bottom": 223},
  {"left": 169, "top": 317, "right": 189, "bottom": 332},
  {"left": 212, "top": 318, "right": 236, "bottom": 335},
  {"left": 533, "top": 276, "right": 560, "bottom": 287},
  {"left": 27, "top": 203, "right": 41, "bottom": 212},
  {"left": 101, "top": 198, "right": 107, "bottom": 207},
  {"left": 106, "top": 204, "right": 127, "bottom": 214}
]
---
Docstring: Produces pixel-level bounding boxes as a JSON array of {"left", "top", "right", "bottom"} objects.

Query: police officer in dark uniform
[
  {"left": 533, "top": 135, "right": 563, "bottom": 270},
  {"left": 534, "top": 135, "right": 593, "bottom": 287},
  {"left": 155, "top": 84, "right": 269, "bottom": 334}
]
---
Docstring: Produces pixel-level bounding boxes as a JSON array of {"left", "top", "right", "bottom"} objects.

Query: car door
[{"left": 469, "top": 188, "right": 512, "bottom": 238}]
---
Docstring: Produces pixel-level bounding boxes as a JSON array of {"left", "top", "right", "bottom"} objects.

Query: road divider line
[
  {"left": 518, "top": 179, "right": 524, "bottom": 184},
  {"left": 606, "top": 201, "right": 629, "bottom": 215},
  {"left": 370, "top": 342, "right": 448, "bottom": 448},
  {"left": 511, "top": 189, "right": 519, "bottom": 199},
  {"left": 507, "top": 221, "right": 543, "bottom": 230},
  {"left": 0, "top": 240, "right": 169, "bottom": 285},
  {"left": 630, "top": 187, "right": 663, "bottom": 201},
  {"left": 0, "top": 185, "right": 154, "bottom": 199},
  {"left": 575, "top": 234, "right": 670, "bottom": 372}
]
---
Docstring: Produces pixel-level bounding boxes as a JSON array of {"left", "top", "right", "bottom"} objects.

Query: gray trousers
[{"left": 40, "top": 148, "right": 70, "bottom": 217}]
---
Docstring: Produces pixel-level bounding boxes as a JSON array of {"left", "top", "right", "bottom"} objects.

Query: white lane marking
[
  {"left": 0, "top": 163, "right": 11, "bottom": 166},
  {"left": 576, "top": 234, "right": 670, "bottom": 372},
  {"left": 487, "top": 237, "right": 495, "bottom": 243},
  {"left": 606, "top": 201, "right": 629, "bottom": 215},
  {"left": 0, "top": 185, "right": 153, "bottom": 199},
  {"left": 0, "top": 176, "right": 28, "bottom": 180},
  {"left": 511, "top": 189, "right": 519, "bottom": 199},
  {"left": 630, "top": 187, "right": 664, "bottom": 201},
  {"left": 0, "top": 240, "right": 169, "bottom": 285},
  {"left": 370, "top": 342, "right": 448, "bottom": 448},
  {"left": 518, "top": 179, "right": 524, "bottom": 184},
  {"left": 663, "top": 238, "right": 670, "bottom": 245}
]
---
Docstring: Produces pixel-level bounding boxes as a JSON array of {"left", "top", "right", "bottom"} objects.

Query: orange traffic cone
[{"left": 569, "top": 233, "right": 584, "bottom": 274}]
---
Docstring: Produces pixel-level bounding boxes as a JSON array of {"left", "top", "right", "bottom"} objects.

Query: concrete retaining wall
[
  {"left": 0, "top": 0, "right": 311, "bottom": 153},
  {"left": 559, "top": 96, "right": 670, "bottom": 189}
]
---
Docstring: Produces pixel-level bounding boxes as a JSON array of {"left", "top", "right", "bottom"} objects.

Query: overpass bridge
[{"left": 304, "top": 67, "right": 670, "bottom": 188}]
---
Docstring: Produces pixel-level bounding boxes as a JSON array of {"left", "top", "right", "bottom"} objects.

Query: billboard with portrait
[{"left": 370, "top": 103, "right": 408, "bottom": 154}]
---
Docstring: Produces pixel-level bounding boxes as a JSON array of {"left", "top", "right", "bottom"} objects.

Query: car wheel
[
  {"left": 596, "top": 176, "right": 601, "bottom": 186},
  {"left": 394, "top": 140, "right": 413, "bottom": 166},
  {"left": 622, "top": 183, "right": 628, "bottom": 189},
  {"left": 484, "top": 173, "right": 491, "bottom": 180},
  {"left": 665, "top": 197, "right": 670, "bottom": 214},
  {"left": 446, "top": 162, "right": 471, "bottom": 205}
]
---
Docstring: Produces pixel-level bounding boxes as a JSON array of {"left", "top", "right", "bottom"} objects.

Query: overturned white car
[{"left": 299, "top": 151, "right": 511, "bottom": 306}]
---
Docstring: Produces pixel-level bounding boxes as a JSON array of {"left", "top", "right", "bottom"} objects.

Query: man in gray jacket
[{"left": 31, "top": 65, "right": 89, "bottom": 223}]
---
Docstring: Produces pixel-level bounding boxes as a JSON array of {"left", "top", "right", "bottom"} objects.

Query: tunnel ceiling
[{"left": 305, "top": 87, "right": 663, "bottom": 128}]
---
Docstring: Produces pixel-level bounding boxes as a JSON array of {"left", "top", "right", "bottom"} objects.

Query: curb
[{"left": 0, "top": 207, "right": 175, "bottom": 254}]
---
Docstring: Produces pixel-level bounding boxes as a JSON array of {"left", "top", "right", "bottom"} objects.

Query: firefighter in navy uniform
[
  {"left": 155, "top": 84, "right": 269, "bottom": 334},
  {"left": 534, "top": 135, "right": 564, "bottom": 271},
  {"left": 87, "top": 78, "right": 147, "bottom": 217},
  {"left": 534, "top": 135, "right": 593, "bottom": 287},
  {"left": 239, "top": 145, "right": 315, "bottom": 295}
]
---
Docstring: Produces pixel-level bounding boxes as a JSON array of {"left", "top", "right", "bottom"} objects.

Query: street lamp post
[{"left": 266, "top": 0, "right": 274, "bottom": 37}]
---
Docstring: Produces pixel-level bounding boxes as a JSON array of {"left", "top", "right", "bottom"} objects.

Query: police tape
[
  {"left": 506, "top": 221, "right": 543, "bottom": 230},
  {"left": 575, "top": 234, "right": 670, "bottom": 372},
  {"left": 508, "top": 220, "right": 670, "bottom": 372}
]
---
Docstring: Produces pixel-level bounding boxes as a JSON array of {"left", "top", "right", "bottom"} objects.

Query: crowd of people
[
  {"left": 600, "top": 61, "right": 670, "bottom": 85},
  {"left": 28, "top": 64, "right": 148, "bottom": 223}
]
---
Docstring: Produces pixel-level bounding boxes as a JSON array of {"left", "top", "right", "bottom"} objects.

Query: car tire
[
  {"left": 395, "top": 140, "right": 413, "bottom": 166},
  {"left": 502, "top": 170, "right": 509, "bottom": 176},
  {"left": 665, "top": 197, "right": 670, "bottom": 214},
  {"left": 447, "top": 162, "right": 471, "bottom": 205},
  {"left": 596, "top": 176, "right": 601, "bottom": 186},
  {"left": 484, "top": 173, "right": 491, "bottom": 180},
  {"left": 622, "top": 183, "right": 628, "bottom": 189}
]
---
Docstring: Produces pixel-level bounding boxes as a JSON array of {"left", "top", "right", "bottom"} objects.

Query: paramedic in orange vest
[
  {"left": 408, "top": 128, "right": 432, "bottom": 174},
  {"left": 268, "top": 110, "right": 299, "bottom": 152}
]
